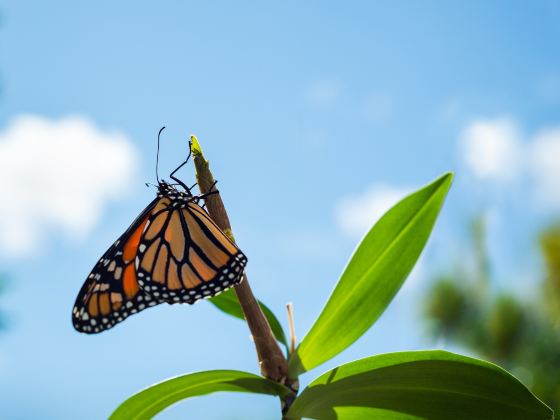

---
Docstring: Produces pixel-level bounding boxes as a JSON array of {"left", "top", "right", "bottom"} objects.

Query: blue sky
[{"left": 1, "top": 1, "right": 559, "bottom": 419}]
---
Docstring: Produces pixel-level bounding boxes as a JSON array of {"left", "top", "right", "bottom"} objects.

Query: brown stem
[{"left": 190, "top": 136, "right": 289, "bottom": 385}]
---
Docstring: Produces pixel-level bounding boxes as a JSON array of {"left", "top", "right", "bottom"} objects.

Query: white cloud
[
  {"left": 304, "top": 79, "right": 341, "bottom": 108},
  {"left": 458, "top": 116, "right": 560, "bottom": 211},
  {"left": 459, "top": 118, "right": 523, "bottom": 183},
  {"left": 336, "top": 185, "right": 411, "bottom": 238},
  {"left": 529, "top": 128, "right": 560, "bottom": 210},
  {"left": 0, "top": 115, "right": 139, "bottom": 257}
]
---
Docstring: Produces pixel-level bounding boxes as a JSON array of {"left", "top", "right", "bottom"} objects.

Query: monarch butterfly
[{"left": 72, "top": 129, "right": 247, "bottom": 334}]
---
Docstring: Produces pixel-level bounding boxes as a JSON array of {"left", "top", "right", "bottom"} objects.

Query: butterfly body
[{"left": 72, "top": 180, "right": 247, "bottom": 334}]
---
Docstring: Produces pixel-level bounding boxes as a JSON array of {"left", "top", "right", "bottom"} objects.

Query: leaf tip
[
  {"left": 438, "top": 171, "right": 454, "bottom": 184},
  {"left": 430, "top": 171, "right": 454, "bottom": 194}
]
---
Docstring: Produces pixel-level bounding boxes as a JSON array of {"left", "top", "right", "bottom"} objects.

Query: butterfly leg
[
  {"left": 198, "top": 189, "right": 220, "bottom": 201},
  {"left": 197, "top": 181, "right": 220, "bottom": 208},
  {"left": 170, "top": 146, "right": 194, "bottom": 193},
  {"left": 198, "top": 180, "right": 219, "bottom": 199},
  {"left": 208, "top": 179, "right": 218, "bottom": 192}
]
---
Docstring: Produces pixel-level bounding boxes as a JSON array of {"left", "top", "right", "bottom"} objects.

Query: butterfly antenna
[{"left": 156, "top": 126, "right": 166, "bottom": 183}]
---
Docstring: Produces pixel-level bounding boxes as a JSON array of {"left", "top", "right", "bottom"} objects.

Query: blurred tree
[
  {"left": 424, "top": 216, "right": 560, "bottom": 412},
  {"left": 541, "top": 225, "right": 560, "bottom": 325}
]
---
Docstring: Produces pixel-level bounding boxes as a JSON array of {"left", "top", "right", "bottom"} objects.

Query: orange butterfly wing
[
  {"left": 72, "top": 198, "right": 164, "bottom": 333},
  {"left": 136, "top": 199, "right": 247, "bottom": 303},
  {"left": 73, "top": 182, "right": 247, "bottom": 334}
]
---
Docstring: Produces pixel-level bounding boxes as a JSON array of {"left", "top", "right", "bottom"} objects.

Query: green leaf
[
  {"left": 209, "top": 288, "right": 288, "bottom": 349},
  {"left": 286, "top": 350, "right": 553, "bottom": 420},
  {"left": 110, "top": 370, "right": 292, "bottom": 420},
  {"left": 289, "top": 173, "right": 453, "bottom": 376},
  {"left": 330, "top": 407, "right": 425, "bottom": 420}
]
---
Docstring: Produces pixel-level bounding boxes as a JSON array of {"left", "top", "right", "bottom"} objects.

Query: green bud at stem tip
[{"left": 190, "top": 134, "right": 203, "bottom": 157}]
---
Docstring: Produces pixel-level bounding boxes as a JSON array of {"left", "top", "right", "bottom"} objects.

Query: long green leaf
[
  {"left": 286, "top": 350, "right": 553, "bottom": 420},
  {"left": 289, "top": 173, "right": 453, "bottom": 376},
  {"left": 209, "top": 288, "right": 288, "bottom": 349},
  {"left": 110, "top": 370, "right": 291, "bottom": 420}
]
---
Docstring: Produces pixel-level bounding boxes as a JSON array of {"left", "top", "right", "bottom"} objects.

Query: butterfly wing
[
  {"left": 136, "top": 199, "right": 247, "bottom": 303},
  {"left": 72, "top": 198, "right": 163, "bottom": 333}
]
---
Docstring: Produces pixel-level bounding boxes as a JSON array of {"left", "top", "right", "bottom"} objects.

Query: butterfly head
[{"left": 157, "top": 180, "right": 194, "bottom": 202}]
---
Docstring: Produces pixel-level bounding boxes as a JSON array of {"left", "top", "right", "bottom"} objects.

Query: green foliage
[
  {"left": 423, "top": 216, "right": 560, "bottom": 413},
  {"left": 289, "top": 173, "right": 453, "bottom": 376},
  {"left": 286, "top": 351, "right": 551, "bottom": 420},
  {"left": 424, "top": 276, "right": 469, "bottom": 334},
  {"left": 113, "top": 173, "right": 553, "bottom": 419},
  {"left": 110, "top": 370, "right": 291, "bottom": 420},
  {"left": 486, "top": 295, "right": 525, "bottom": 360},
  {"left": 540, "top": 225, "right": 560, "bottom": 323},
  {"left": 209, "top": 288, "right": 288, "bottom": 349}
]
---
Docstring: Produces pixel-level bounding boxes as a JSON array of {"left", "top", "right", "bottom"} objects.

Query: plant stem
[
  {"left": 286, "top": 302, "right": 296, "bottom": 355},
  {"left": 189, "top": 136, "right": 290, "bottom": 385}
]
